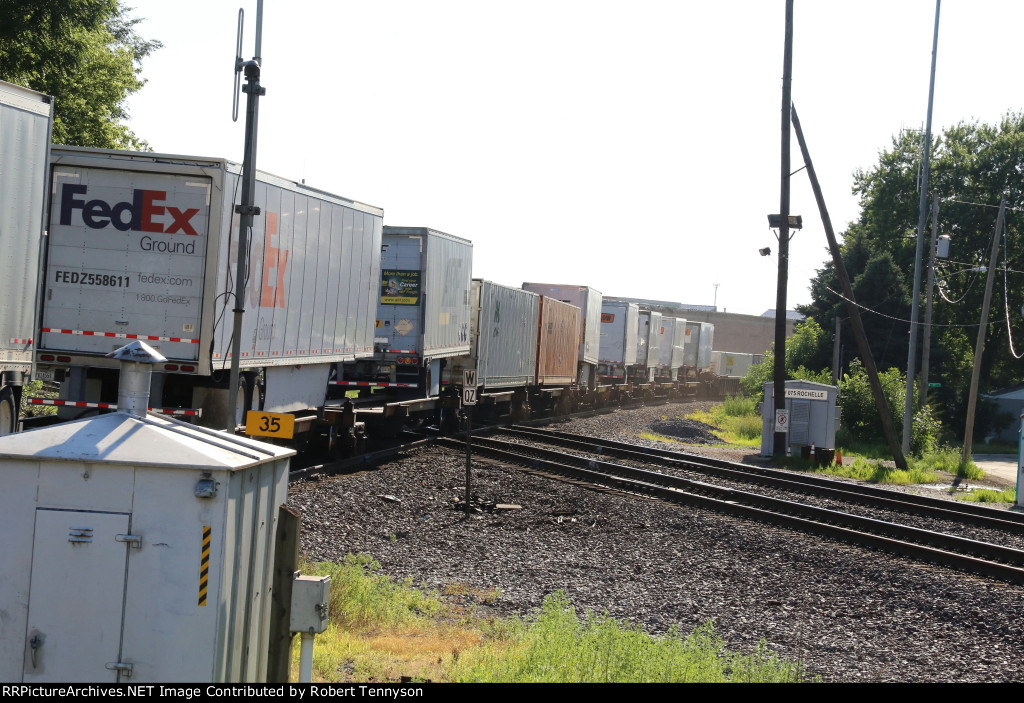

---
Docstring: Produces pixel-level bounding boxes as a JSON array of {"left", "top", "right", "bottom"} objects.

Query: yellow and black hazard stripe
[{"left": 198, "top": 526, "right": 211, "bottom": 606}]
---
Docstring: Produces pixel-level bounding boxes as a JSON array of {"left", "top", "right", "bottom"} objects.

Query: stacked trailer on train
[
  {"left": 446, "top": 280, "right": 582, "bottom": 422},
  {"left": 333, "top": 226, "right": 473, "bottom": 448},
  {"left": 653, "top": 315, "right": 688, "bottom": 387},
  {"left": 521, "top": 282, "right": 605, "bottom": 404},
  {"left": 681, "top": 320, "right": 716, "bottom": 396},
  {"left": 634, "top": 309, "right": 663, "bottom": 392},
  {"left": 597, "top": 301, "right": 640, "bottom": 401},
  {"left": 0, "top": 81, "right": 54, "bottom": 435},
  {"left": 33, "top": 145, "right": 383, "bottom": 448}
]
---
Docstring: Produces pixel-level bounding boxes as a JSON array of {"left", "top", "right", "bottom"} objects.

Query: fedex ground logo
[{"left": 58, "top": 183, "right": 203, "bottom": 235}]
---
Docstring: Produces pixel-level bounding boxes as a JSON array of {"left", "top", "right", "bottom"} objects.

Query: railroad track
[{"left": 440, "top": 428, "right": 1024, "bottom": 585}]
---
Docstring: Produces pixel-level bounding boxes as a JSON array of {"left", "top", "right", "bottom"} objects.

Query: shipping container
[
  {"left": 341, "top": 226, "right": 472, "bottom": 397},
  {"left": 37, "top": 146, "right": 383, "bottom": 426},
  {"left": 636, "top": 310, "right": 663, "bottom": 377},
  {"left": 0, "top": 81, "right": 54, "bottom": 434},
  {"left": 447, "top": 279, "right": 538, "bottom": 389},
  {"left": 522, "top": 282, "right": 601, "bottom": 386},
  {"left": 657, "top": 316, "right": 687, "bottom": 379},
  {"left": 598, "top": 301, "right": 639, "bottom": 380},
  {"left": 711, "top": 351, "right": 756, "bottom": 378},
  {"left": 536, "top": 296, "right": 581, "bottom": 386},
  {"left": 682, "top": 320, "right": 715, "bottom": 373}
]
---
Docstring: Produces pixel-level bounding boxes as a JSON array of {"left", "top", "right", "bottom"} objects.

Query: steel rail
[
  {"left": 441, "top": 434, "right": 1024, "bottom": 585},
  {"left": 508, "top": 425, "right": 1024, "bottom": 529}
]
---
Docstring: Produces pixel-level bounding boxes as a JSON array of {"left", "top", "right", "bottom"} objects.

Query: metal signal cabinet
[
  {"left": 37, "top": 147, "right": 384, "bottom": 424},
  {"left": 0, "top": 412, "right": 293, "bottom": 682},
  {"left": 346, "top": 226, "right": 472, "bottom": 396},
  {"left": 447, "top": 280, "right": 539, "bottom": 389},
  {"left": 759, "top": 379, "right": 841, "bottom": 456},
  {"left": 522, "top": 283, "right": 602, "bottom": 387},
  {"left": 598, "top": 301, "right": 639, "bottom": 381},
  {"left": 0, "top": 81, "right": 53, "bottom": 433},
  {"left": 657, "top": 317, "right": 687, "bottom": 380},
  {"left": 535, "top": 296, "right": 581, "bottom": 386}
]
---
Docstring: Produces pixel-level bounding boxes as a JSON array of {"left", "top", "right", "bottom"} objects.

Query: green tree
[
  {"left": 0, "top": 0, "right": 161, "bottom": 149},
  {"left": 799, "top": 113, "right": 1024, "bottom": 436},
  {"left": 740, "top": 317, "right": 831, "bottom": 401}
]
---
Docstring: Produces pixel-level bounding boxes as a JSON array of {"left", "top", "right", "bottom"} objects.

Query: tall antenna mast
[{"left": 227, "top": 0, "right": 266, "bottom": 431}]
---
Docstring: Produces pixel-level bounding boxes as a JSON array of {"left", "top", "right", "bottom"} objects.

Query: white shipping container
[
  {"left": 711, "top": 351, "right": 755, "bottom": 378},
  {"left": 0, "top": 82, "right": 53, "bottom": 382},
  {"left": 599, "top": 301, "right": 639, "bottom": 366},
  {"left": 448, "top": 279, "right": 538, "bottom": 388},
  {"left": 41, "top": 148, "right": 383, "bottom": 374},
  {"left": 637, "top": 310, "right": 662, "bottom": 369},
  {"left": 658, "top": 317, "right": 687, "bottom": 372},
  {"left": 683, "top": 320, "right": 715, "bottom": 371}
]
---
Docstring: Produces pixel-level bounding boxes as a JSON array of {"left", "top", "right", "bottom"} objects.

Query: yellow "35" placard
[{"left": 245, "top": 411, "right": 295, "bottom": 439}]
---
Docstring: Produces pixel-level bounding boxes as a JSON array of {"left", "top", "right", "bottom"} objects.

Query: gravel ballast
[{"left": 289, "top": 402, "right": 1024, "bottom": 683}]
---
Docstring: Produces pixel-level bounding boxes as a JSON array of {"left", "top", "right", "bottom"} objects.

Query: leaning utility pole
[
  {"left": 903, "top": 0, "right": 942, "bottom": 454},
  {"left": 791, "top": 105, "right": 908, "bottom": 470},
  {"left": 962, "top": 198, "right": 1006, "bottom": 465},
  {"left": 773, "top": 0, "right": 794, "bottom": 458}
]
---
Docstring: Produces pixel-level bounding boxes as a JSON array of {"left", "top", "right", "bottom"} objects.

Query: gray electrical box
[
  {"left": 290, "top": 574, "right": 331, "bottom": 635},
  {"left": 760, "top": 380, "right": 841, "bottom": 457}
]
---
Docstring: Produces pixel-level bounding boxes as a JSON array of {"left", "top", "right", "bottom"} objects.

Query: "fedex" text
[{"left": 59, "top": 183, "right": 201, "bottom": 235}]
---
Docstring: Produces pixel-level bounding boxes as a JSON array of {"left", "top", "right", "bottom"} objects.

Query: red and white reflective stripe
[
  {"left": 330, "top": 381, "right": 419, "bottom": 388},
  {"left": 41, "top": 328, "right": 200, "bottom": 344},
  {"left": 9, "top": 338, "right": 33, "bottom": 345},
  {"left": 27, "top": 398, "right": 202, "bottom": 417},
  {"left": 385, "top": 349, "right": 416, "bottom": 354}
]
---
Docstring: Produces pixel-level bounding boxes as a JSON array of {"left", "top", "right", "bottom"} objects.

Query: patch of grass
[
  {"left": 907, "top": 446, "right": 984, "bottom": 480},
  {"left": 685, "top": 405, "right": 762, "bottom": 448},
  {"left": 789, "top": 456, "right": 941, "bottom": 485},
  {"left": 956, "top": 487, "right": 1017, "bottom": 504},
  {"left": 295, "top": 560, "right": 811, "bottom": 683},
  {"left": 448, "top": 591, "right": 812, "bottom": 683}
]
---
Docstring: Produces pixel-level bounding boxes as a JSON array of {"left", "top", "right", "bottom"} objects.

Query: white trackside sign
[{"left": 463, "top": 369, "right": 477, "bottom": 405}]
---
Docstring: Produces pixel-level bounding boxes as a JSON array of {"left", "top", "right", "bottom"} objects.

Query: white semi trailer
[
  {"left": 0, "top": 81, "right": 54, "bottom": 434},
  {"left": 35, "top": 146, "right": 383, "bottom": 433}
]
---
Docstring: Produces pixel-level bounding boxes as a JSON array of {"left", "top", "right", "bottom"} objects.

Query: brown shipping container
[{"left": 536, "top": 296, "right": 581, "bottom": 385}]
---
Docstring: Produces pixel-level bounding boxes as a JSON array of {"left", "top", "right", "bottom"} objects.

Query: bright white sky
[{"left": 122, "top": 0, "right": 1023, "bottom": 316}]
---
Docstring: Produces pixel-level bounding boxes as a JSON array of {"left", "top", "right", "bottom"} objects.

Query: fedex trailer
[{"left": 35, "top": 146, "right": 383, "bottom": 431}]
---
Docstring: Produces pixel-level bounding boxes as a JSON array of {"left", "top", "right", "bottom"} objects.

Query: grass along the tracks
[{"left": 292, "top": 555, "right": 812, "bottom": 683}]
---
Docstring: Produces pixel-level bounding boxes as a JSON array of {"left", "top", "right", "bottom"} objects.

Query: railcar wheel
[{"left": 0, "top": 387, "right": 16, "bottom": 435}]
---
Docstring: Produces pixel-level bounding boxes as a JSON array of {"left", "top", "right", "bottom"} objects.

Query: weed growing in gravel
[
  {"left": 685, "top": 402, "right": 762, "bottom": 447},
  {"left": 294, "top": 554, "right": 491, "bottom": 682},
  {"left": 909, "top": 446, "right": 982, "bottom": 479},
  {"left": 956, "top": 487, "right": 1017, "bottom": 503},
  {"left": 293, "top": 560, "right": 810, "bottom": 683},
  {"left": 800, "top": 457, "right": 941, "bottom": 484},
  {"left": 448, "top": 592, "right": 812, "bottom": 683}
]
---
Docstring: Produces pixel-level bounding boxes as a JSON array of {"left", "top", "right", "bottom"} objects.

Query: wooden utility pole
[
  {"left": 903, "top": 0, "right": 942, "bottom": 454},
  {"left": 919, "top": 194, "right": 940, "bottom": 407},
  {"left": 962, "top": 198, "right": 1006, "bottom": 464},
  {"left": 773, "top": 0, "right": 794, "bottom": 457},
  {"left": 791, "top": 105, "right": 908, "bottom": 470}
]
